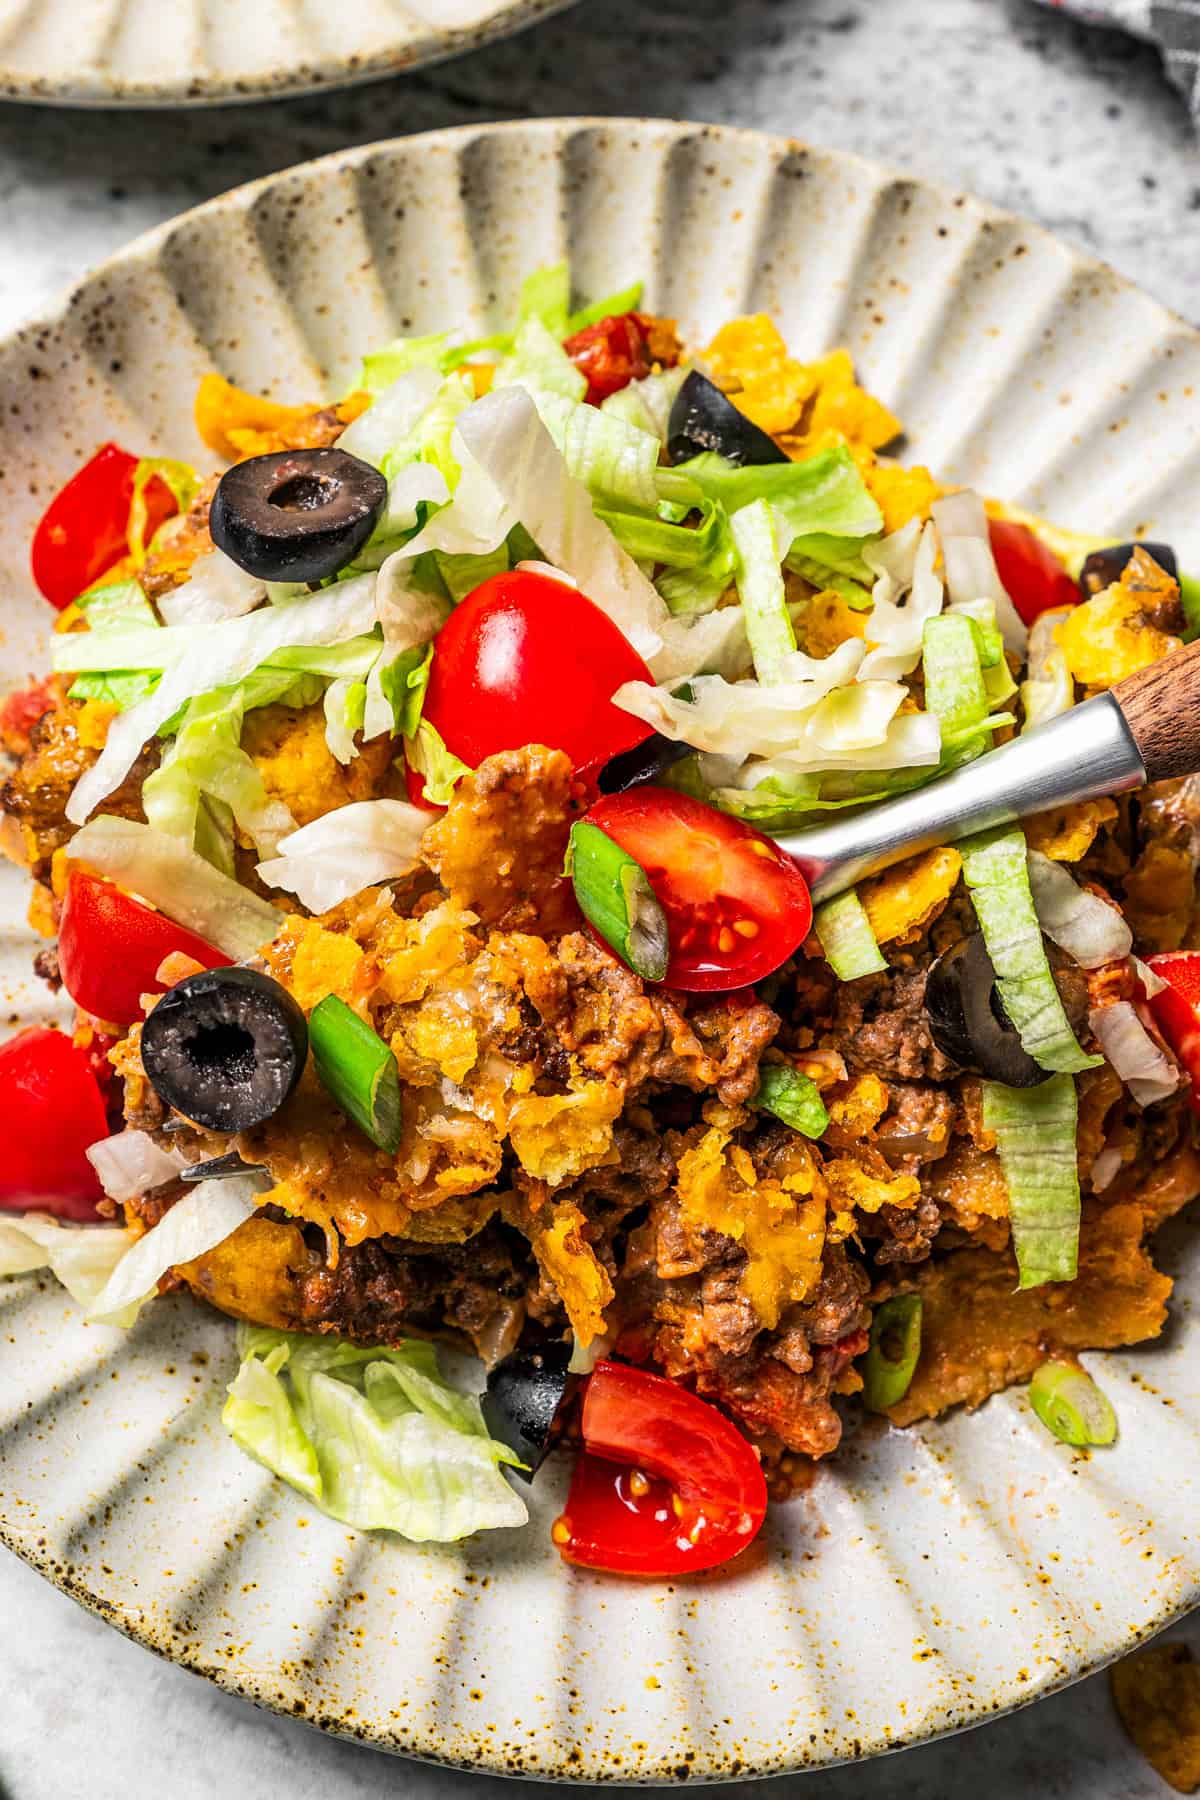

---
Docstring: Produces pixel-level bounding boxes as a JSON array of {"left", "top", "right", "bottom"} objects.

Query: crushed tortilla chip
[
  {"left": 1056, "top": 554, "right": 1181, "bottom": 688},
  {"left": 195, "top": 373, "right": 319, "bottom": 461},
  {"left": 703, "top": 315, "right": 815, "bottom": 436},
  {"left": 177, "top": 1214, "right": 311, "bottom": 1328},
  {"left": 827, "top": 1073, "right": 890, "bottom": 1139},
  {"left": 507, "top": 1188, "right": 614, "bottom": 1349},
  {"left": 802, "top": 590, "right": 868, "bottom": 658},
  {"left": 1111, "top": 1642, "right": 1200, "bottom": 1792},
  {"left": 264, "top": 916, "right": 364, "bottom": 1013},
  {"left": 824, "top": 1156, "right": 921, "bottom": 1215},
  {"left": 786, "top": 349, "right": 902, "bottom": 456},
  {"left": 859, "top": 847, "right": 962, "bottom": 946},
  {"left": 861, "top": 458, "right": 944, "bottom": 533},
  {"left": 676, "top": 1126, "right": 827, "bottom": 1329},
  {"left": 507, "top": 1078, "right": 624, "bottom": 1187},
  {"left": 1025, "top": 796, "right": 1118, "bottom": 861}
]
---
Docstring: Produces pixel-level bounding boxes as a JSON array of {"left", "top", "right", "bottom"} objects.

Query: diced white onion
[
  {"left": 257, "top": 798, "right": 430, "bottom": 913},
  {"left": 1027, "top": 849, "right": 1132, "bottom": 968},
  {"left": 1089, "top": 1001, "right": 1181, "bottom": 1107},
  {"left": 86, "top": 1131, "right": 186, "bottom": 1203}
]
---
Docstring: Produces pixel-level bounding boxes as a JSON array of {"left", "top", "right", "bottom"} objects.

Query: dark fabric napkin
[{"left": 1037, "top": 0, "right": 1200, "bottom": 122}]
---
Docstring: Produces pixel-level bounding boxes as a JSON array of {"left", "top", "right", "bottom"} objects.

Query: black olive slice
[
  {"left": 667, "top": 369, "right": 790, "bottom": 467},
  {"left": 597, "top": 731, "right": 692, "bottom": 794},
  {"left": 210, "top": 447, "right": 388, "bottom": 584},
  {"left": 925, "top": 934, "right": 1047, "bottom": 1088},
  {"left": 141, "top": 968, "right": 308, "bottom": 1133},
  {"left": 481, "top": 1337, "right": 575, "bottom": 1481},
  {"left": 1080, "top": 540, "right": 1178, "bottom": 593}
]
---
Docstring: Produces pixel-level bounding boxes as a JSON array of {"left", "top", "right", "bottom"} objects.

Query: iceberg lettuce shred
[{"left": 222, "top": 1326, "right": 527, "bottom": 1542}]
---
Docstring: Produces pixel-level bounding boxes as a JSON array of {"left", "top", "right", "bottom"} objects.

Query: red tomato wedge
[
  {"left": 988, "top": 518, "right": 1080, "bottom": 627},
  {"left": 0, "top": 1027, "right": 108, "bottom": 1219},
  {"left": 418, "top": 570, "right": 654, "bottom": 786},
  {"left": 563, "top": 312, "right": 655, "bottom": 406},
  {"left": 1144, "top": 952, "right": 1200, "bottom": 1117},
  {"left": 553, "top": 1361, "right": 767, "bottom": 1577},
  {"left": 59, "top": 872, "right": 231, "bottom": 1027},
  {"left": 584, "top": 786, "right": 811, "bottom": 991},
  {"left": 31, "top": 443, "right": 178, "bottom": 611}
]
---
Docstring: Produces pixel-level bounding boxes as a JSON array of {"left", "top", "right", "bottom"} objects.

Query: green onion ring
[
  {"left": 568, "top": 819, "right": 669, "bottom": 982},
  {"left": 1028, "top": 1359, "right": 1117, "bottom": 1448},
  {"left": 309, "top": 994, "right": 403, "bottom": 1154},
  {"left": 862, "top": 1294, "right": 923, "bottom": 1412}
]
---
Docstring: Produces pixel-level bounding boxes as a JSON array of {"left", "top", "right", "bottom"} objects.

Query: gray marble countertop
[{"left": 1, "top": 2, "right": 1199, "bottom": 1796}]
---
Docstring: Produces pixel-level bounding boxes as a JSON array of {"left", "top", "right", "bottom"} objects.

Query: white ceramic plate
[
  {"left": 3, "top": 119, "right": 1200, "bottom": 1782},
  {"left": 0, "top": 0, "right": 574, "bottom": 106}
]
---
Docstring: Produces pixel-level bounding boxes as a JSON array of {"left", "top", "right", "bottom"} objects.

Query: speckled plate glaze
[
  {"left": 3, "top": 119, "right": 1200, "bottom": 1783},
  {"left": 0, "top": 0, "right": 574, "bottom": 107}
]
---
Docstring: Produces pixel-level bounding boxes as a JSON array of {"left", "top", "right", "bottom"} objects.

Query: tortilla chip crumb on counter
[{"left": 1111, "top": 1641, "right": 1200, "bottom": 1793}]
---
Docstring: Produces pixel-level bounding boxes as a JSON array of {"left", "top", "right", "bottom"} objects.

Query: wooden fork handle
[{"left": 1113, "top": 638, "right": 1200, "bottom": 783}]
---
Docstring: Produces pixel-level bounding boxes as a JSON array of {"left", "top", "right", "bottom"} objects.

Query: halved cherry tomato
[
  {"left": 553, "top": 1361, "right": 767, "bottom": 1577},
  {"left": 584, "top": 786, "right": 811, "bottom": 991},
  {"left": 31, "top": 443, "right": 178, "bottom": 611},
  {"left": 418, "top": 570, "right": 654, "bottom": 786},
  {"left": 58, "top": 872, "right": 231, "bottom": 1027},
  {"left": 1144, "top": 952, "right": 1200, "bottom": 1117},
  {"left": 988, "top": 519, "right": 1080, "bottom": 627},
  {"left": 0, "top": 1027, "right": 108, "bottom": 1219},
  {"left": 563, "top": 312, "right": 655, "bottom": 406}
]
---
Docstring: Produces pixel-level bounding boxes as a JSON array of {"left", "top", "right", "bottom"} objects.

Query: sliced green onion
[
  {"left": 568, "top": 820, "right": 669, "bottom": 982},
  {"left": 309, "top": 995, "right": 402, "bottom": 1154},
  {"left": 1179, "top": 570, "right": 1200, "bottom": 641},
  {"left": 1028, "top": 1359, "right": 1117, "bottom": 1447},
  {"left": 862, "top": 1295, "right": 923, "bottom": 1412},
  {"left": 732, "top": 498, "right": 797, "bottom": 685},
  {"left": 753, "top": 1065, "right": 829, "bottom": 1138},
  {"left": 813, "top": 889, "right": 887, "bottom": 979},
  {"left": 958, "top": 825, "right": 1101, "bottom": 1076},
  {"left": 982, "top": 1074, "right": 1080, "bottom": 1288}
]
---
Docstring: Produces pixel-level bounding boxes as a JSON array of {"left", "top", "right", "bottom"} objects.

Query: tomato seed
[{"left": 733, "top": 919, "right": 759, "bottom": 938}]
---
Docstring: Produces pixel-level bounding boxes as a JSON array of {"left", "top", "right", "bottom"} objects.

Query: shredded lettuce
[
  {"left": 601, "top": 365, "right": 686, "bottom": 440},
  {"left": 222, "top": 1326, "right": 527, "bottom": 1542},
  {"left": 921, "top": 609, "right": 993, "bottom": 771},
  {"left": 404, "top": 720, "right": 472, "bottom": 806},
  {"left": 932, "top": 491, "right": 1027, "bottom": 656},
  {"left": 982, "top": 1075, "right": 1081, "bottom": 1287},
  {"left": 157, "top": 548, "right": 265, "bottom": 628},
  {"left": 958, "top": 826, "right": 1101, "bottom": 1075},
  {"left": 67, "top": 815, "right": 281, "bottom": 960},
  {"left": 665, "top": 446, "right": 883, "bottom": 542},
  {"left": 732, "top": 499, "right": 797, "bottom": 683},
  {"left": 813, "top": 889, "right": 887, "bottom": 979},
  {"left": 143, "top": 681, "right": 297, "bottom": 863},
  {"left": 69, "top": 580, "right": 161, "bottom": 709},
  {"left": 257, "top": 799, "right": 430, "bottom": 911},
  {"left": 0, "top": 1176, "right": 264, "bottom": 1328},
  {"left": 1027, "top": 849, "right": 1132, "bottom": 968},
  {"left": 64, "top": 572, "right": 380, "bottom": 825},
  {"left": 495, "top": 315, "right": 587, "bottom": 404},
  {"left": 860, "top": 520, "right": 944, "bottom": 680}
]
